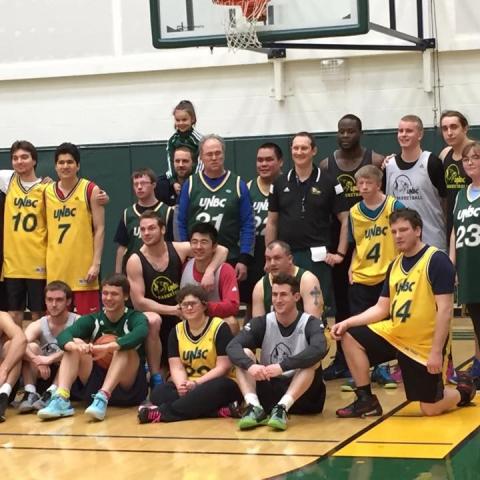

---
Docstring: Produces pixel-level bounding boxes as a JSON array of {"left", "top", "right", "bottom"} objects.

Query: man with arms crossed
[
  {"left": 332, "top": 209, "right": 475, "bottom": 418},
  {"left": 227, "top": 274, "right": 328, "bottom": 431},
  {"left": 38, "top": 274, "right": 149, "bottom": 421},
  {"left": 18, "top": 281, "right": 79, "bottom": 413}
]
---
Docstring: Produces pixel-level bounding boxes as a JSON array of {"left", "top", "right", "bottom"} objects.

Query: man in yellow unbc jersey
[
  {"left": 0, "top": 141, "right": 47, "bottom": 325},
  {"left": 45, "top": 143, "right": 105, "bottom": 315},
  {"left": 332, "top": 208, "right": 475, "bottom": 417}
]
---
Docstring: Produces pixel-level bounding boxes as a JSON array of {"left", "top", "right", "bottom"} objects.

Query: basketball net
[{"left": 212, "top": 0, "right": 269, "bottom": 51}]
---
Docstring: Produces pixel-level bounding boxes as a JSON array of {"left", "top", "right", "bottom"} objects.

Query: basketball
[{"left": 93, "top": 334, "right": 118, "bottom": 370}]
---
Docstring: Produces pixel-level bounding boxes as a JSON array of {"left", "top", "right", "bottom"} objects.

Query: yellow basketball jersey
[
  {"left": 4, "top": 174, "right": 47, "bottom": 279},
  {"left": 350, "top": 196, "right": 398, "bottom": 285},
  {"left": 45, "top": 179, "right": 98, "bottom": 291},
  {"left": 369, "top": 246, "right": 444, "bottom": 365},
  {"left": 176, "top": 317, "right": 234, "bottom": 380}
]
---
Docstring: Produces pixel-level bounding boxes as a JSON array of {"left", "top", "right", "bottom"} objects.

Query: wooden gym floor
[{"left": 1, "top": 319, "right": 479, "bottom": 480}]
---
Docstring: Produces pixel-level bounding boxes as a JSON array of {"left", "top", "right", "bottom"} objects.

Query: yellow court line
[{"left": 334, "top": 395, "right": 480, "bottom": 459}]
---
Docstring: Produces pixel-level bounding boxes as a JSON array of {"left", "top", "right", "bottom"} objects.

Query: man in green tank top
[
  {"left": 114, "top": 168, "right": 174, "bottom": 273},
  {"left": 252, "top": 240, "right": 323, "bottom": 320},
  {"left": 177, "top": 134, "right": 255, "bottom": 283}
]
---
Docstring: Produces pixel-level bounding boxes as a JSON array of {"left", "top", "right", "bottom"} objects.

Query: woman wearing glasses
[
  {"left": 450, "top": 141, "right": 480, "bottom": 387},
  {"left": 138, "top": 284, "right": 242, "bottom": 423}
]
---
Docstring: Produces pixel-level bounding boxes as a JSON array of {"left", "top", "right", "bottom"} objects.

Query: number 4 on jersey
[
  {"left": 366, "top": 243, "right": 381, "bottom": 263},
  {"left": 391, "top": 299, "right": 412, "bottom": 323}
]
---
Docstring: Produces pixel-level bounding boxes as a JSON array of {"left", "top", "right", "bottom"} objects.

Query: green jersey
[
  {"left": 57, "top": 308, "right": 148, "bottom": 360},
  {"left": 262, "top": 266, "right": 306, "bottom": 313},
  {"left": 187, "top": 171, "right": 241, "bottom": 259},
  {"left": 453, "top": 186, "right": 480, "bottom": 303},
  {"left": 248, "top": 177, "right": 269, "bottom": 239},
  {"left": 122, "top": 202, "right": 173, "bottom": 267}
]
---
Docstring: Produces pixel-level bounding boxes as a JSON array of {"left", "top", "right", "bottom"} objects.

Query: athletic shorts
[
  {"left": 348, "top": 282, "right": 384, "bottom": 316},
  {"left": 73, "top": 290, "right": 100, "bottom": 315},
  {"left": 0, "top": 281, "right": 8, "bottom": 311},
  {"left": 348, "top": 326, "right": 445, "bottom": 403},
  {"left": 256, "top": 368, "right": 325, "bottom": 414},
  {"left": 36, "top": 364, "right": 60, "bottom": 394},
  {"left": 75, "top": 363, "right": 148, "bottom": 407},
  {"left": 160, "top": 315, "right": 181, "bottom": 366},
  {"left": 4, "top": 277, "right": 46, "bottom": 312}
]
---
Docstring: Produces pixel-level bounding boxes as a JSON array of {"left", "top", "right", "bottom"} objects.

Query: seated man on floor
[
  {"left": 332, "top": 208, "right": 476, "bottom": 418},
  {"left": 0, "top": 311, "right": 27, "bottom": 422},
  {"left": 138, "top": 284, "right": 242, "bottom": 424},
  {"left": 38, "top": 274, "right": 151, "bottom": 421},
  {"left": 19, "top": 281, "right": 79, "bottom": 413},
  {"left": 180, "top": 222, "right": 240, "bottom": 333},
  {"left": 227, "top": 273, "right": 328, "bottom": 431},
  {"left": 252, "top": 240, "right": 323, "bottom": 319}
]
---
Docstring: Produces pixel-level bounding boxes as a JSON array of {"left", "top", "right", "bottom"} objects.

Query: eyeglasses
[
  {"left": 179, "top": 300, "right": 202, "bottom": 309},
  {"left": 462, "top": 154, "right": 480, "bottom": 163},
  {"left": 133, "top": 181, "right": 152, "bottom": 188}
]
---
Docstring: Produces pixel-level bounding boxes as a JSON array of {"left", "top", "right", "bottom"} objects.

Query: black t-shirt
[
  {"left": 380, "top": 245, "right": 455, "bottom": 298},
  {"left": 155, "top": 175, "right": 177, "bottom": 206},
  {"left": 167, "top": 318, "right": 233, "bottom": 358},
  {"left": 268, "top": 166, "right": 348, "bottom": 250}
]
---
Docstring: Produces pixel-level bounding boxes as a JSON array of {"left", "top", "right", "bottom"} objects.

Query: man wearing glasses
[
  {"left": 114, "top": 168, "right": 174, "bottom": 273},
  {"left": 177, "top": 134, "right": 255, "bottom": 283}
]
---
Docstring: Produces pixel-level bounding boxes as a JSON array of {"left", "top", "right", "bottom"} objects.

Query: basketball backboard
[{"left": 150, "top": 0, "right": 369, "bottom": 48}]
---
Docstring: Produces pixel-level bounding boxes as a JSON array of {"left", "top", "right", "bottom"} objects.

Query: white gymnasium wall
[{"left": 0, "top": 0, "right": 479, "bottom": 147}]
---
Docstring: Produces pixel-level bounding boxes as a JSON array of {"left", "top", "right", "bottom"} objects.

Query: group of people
[{"left": 0, "top": 102, "right": 479, "bottom": 432}]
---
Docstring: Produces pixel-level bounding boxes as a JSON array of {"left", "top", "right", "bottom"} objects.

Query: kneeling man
[
  {"left": 38, "top": 274, "right": 150, "bottom": 421},
  {"left": 227, "top": 273, "right": 328, "bottom": 431}
]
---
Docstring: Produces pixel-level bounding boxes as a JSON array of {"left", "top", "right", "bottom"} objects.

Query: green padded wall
[{"left": 1, "top": 126, "right": 479, "bottom": 274}]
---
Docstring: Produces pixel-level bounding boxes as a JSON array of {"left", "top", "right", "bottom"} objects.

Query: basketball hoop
[{"left": 212, "top": 0, "right": 270, "bottom": 51}]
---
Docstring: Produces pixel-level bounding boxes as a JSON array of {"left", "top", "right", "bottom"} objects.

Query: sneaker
[
  {"left": 150, "top": 373, "right": 164, "bottom": 389},
  {"left": 341, "top": 378, "right": 356, "bottom": 392},
  {"left": 446, "top": 359, "right": 458, "bottom": 385},
  {"left": 267, "top": 404, "right": 288, "bottom": 431},
  {"left": 217, "top": 401, "right": 243, "bottom": 419},
  {"left": 323, "top": 360, "right": 350, "bottom": 381},
  {"left": 18, "top": 391, "right": 41, "bottom": 414},
  {"left": 371, "top": 365, "right": 398, "bottom": 389},
  {"left": 471, "top": 358, "right": 480, "bottom": 378},
  {"left": 336, "top": 393, "right": 383, "bottom": 418},
  {"left": 0, "top": 393, "right": 8, "bottom": 422},
  {"left": 32, "top": 389, "right": 54, "bottom": 411},
  {"left": 85, "top": 391, "right": 108, "bottom": 421},
  {"left": 138, "top": 405, "right": 162, "bottom": 424},
  {"left": 37, "top": 395, "right": 74, "bottom": 419},
  {"left": 238, "top": 404, "right": 268, "bottom": 430},
  {"left": 456, "top": 373, "right": 476, "bottom": 407}
]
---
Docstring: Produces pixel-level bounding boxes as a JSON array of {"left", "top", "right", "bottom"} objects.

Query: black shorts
[
  {"left": 348, "top": 326, "right": 444, "bottom": 403},
  {"left": 239, "top": 240, "right": 266, "bottom": 303},
  {"left": 160, "top": 315, "right": 181, "bottom": 366},
  {"left": 36, "top": 363, "right": 59, "bottom": 394},
  {"left": 4, "top": 277, "right": 46, "bottom": 312},
  {"left": 74, "top": 363, "right": 148, "bottom": 407},
  {"left": 256, "top": 368, "right": 325, "bottom": 414},
  {"left": 348, "top": 282, "right": 384, "bottom": 316},
  {"left": 0, "top": 281, "right": 8, "bottom": 311}
]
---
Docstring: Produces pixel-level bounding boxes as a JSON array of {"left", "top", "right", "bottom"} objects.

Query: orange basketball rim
[{"left": 212, "top": 0, "right": 270, "bottom": 21}]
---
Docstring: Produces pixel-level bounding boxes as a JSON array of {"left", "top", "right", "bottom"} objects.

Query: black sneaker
[
  {"left": 138, "top": 405, "right": 162, "bottom": 424},
  {"left": 457, "top": 372, "right": 476, "bottom": 407},
  {"left": 323, "top": 361, "right": 350, "bottom": 381},
  {"left": 0, "top": 393, "right": 9, "bottom": 422},
  {"left": 336, "top": 393, "right": 383, "bottom": 418}
]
